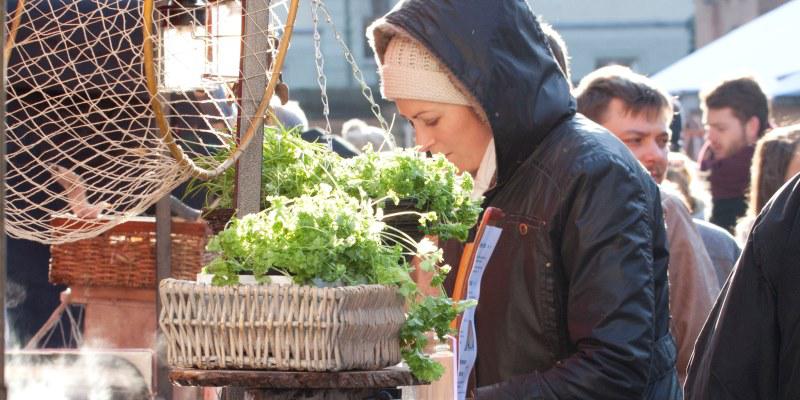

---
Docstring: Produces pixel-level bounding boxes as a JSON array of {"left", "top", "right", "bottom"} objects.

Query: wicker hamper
[
  {"left": 158, "top": 279, "right": 406, "bottom": 371},
  {"left": 49, "top": 215, "right": 211, "bottom": 288}
]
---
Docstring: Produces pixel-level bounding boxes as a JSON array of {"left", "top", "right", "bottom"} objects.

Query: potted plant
[
  {"left": 170, "top": 125, "right": 481, "bottom": 381},
  {"left": 160, "top": 187, "right": 475, "bottom": 381}
]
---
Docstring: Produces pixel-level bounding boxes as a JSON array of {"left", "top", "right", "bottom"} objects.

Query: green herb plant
[
  {"left": 340, "top": 148, "right": 481, "bottom": 242},
  {"left": 185, "top": 123, "right": 340, "bottom": 210},
  {"left": 187, "top": 124, "right": 482, "bottom": 242},
  {"left": 197, "top": 125, "right": 481, "bottom": 381}
]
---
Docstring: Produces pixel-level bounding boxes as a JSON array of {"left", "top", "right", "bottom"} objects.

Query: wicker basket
[
  {"left": 49, "top": 215, "right": 211, "bottom": 288},
  {"left": 158, "top": 279, "right": 405, "bottom": 371}
]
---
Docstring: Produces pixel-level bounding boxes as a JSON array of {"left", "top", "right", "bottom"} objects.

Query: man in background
[{"left": 699, "top": 76, "right": 771, "bottom": 233}]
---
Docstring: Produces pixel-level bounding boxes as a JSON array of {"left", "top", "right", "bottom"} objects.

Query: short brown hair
[
  {"left": 575, "top": 65, "right": 673, "bottom": 125},
  {"left": 749, "top": 124, "right": 800, "bottom": 215},
  {"left": 700, "top": 76, "right": 770, "bottom": 137}
]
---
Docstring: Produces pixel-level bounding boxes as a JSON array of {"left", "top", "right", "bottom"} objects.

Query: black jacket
[
  {"left": 375, "top": 1, "right": 680, "bottom": 398},
  {"left": 685, "top": 173, "right": 800, "bottom": 400}
]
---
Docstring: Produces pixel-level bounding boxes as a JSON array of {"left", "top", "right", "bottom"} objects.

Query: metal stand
[
  {"left": 1, "top": 0, "right": 8, "bottom": 396},
  {"left": 155, "top": 196, "right": 172, "bottom": 399},
  {"left": 235, "top": 0, "right": 270, "bottom": 218}
]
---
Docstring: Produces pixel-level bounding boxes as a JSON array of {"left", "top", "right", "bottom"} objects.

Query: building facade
[
  {"left": 531, "top": 0, "right": 695, "bottom": 84},
  {"left": 694, "top": 0, "right": 788, "bottom": 48},
  {"left": 279, "top": 0, "right": 698, "bottom": 136}
]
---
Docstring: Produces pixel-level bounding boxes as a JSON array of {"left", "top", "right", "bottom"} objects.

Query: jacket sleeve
[
  {"left": 660, "top": 192, "right": 720, "bottom": 382},
  {"left": 476, "top": 156, "right": 666, "bottom": 399}
]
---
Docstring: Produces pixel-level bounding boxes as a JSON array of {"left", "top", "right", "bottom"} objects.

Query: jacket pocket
[{"left": 501, "top": 214, "right": 561, "bottom": 355}]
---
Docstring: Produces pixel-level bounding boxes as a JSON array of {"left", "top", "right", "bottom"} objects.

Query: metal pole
[
  {"left": 155, "top": 196, "right": 172, "bottom": 400},
  {"left": 344, "top": 0, "right": 353, "bottom": 87},
  {"left": 0, "top": 0, "right": 8, "bottom": 396},
  {"left": 234, "top": 0, "right": 270, "bottom": 218}
]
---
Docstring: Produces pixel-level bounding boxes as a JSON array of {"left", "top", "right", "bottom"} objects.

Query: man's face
[
  {"left": 703, "top": 107, "right": 751, "bottom": 160},
  {"left": 601, "top": 98, "right": 670, "bottom": 183},
  {"left": 396, "top": 99, "right": 493, "bottom": 177}
]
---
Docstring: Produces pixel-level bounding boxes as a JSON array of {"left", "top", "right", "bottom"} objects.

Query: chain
[
  {"left": 316, "top": 0, "right": 394, "bottom": 148},
  {"left": 311, "top": 0, "right": 332, "bottom": 135}
]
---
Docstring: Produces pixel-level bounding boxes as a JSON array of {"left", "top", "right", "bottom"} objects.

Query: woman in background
[{"left": 735, "top": 124, "right": 800, "bottom": 243}]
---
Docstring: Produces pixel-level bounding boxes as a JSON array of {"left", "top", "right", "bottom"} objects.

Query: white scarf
[{"left": 471, "top": 138, "right": 497, "bottom": 201}]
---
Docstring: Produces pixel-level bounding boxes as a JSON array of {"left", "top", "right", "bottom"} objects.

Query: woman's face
[{"left": 395, "top": 99, "right": 493, "bottom": 176}]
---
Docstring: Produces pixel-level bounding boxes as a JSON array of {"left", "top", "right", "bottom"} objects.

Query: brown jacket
[{"left": 661, "top": 190, "right": 721, "bottom": 383}]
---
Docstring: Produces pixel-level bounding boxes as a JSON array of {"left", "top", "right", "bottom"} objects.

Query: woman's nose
[{"left": 415, "top": 129, "right": 434, "bottom": 151}]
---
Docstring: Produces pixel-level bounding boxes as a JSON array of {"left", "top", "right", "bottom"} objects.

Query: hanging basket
[
  {"left": 158, "top": 279, "right": 405, "bottom": 371},
  {"left": 49, "top": 215, "right": 211, "bottom": 288}
]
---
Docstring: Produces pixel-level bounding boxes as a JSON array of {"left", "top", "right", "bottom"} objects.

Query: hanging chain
[
  {"left": 311, "top": 0, "right": 332, "bottom": 135},
  {"left": 316, "top": 0, "right": 394, "bottom": 147}
]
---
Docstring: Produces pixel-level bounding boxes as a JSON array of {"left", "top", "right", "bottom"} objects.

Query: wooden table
[{"left": 170, "top": 367, "right": 425, "bottom": 400}]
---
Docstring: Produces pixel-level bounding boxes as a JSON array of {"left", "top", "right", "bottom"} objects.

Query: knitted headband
[{"left": 379, "top": 36, "right": 470, "bottom": 106}]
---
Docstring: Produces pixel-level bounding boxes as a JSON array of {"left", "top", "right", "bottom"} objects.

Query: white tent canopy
[
  {"left": 774, "top": 71, "right": 800, "bottom": 97},
  {"left": 652, "top": 0, "right": 800, "bottom": 96}
]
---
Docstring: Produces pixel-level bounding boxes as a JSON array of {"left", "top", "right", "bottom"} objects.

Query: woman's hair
[
  {"left": 665, "top": 151, "right": 709, "bottom": 217},
  {"left": 749, "top": 124, "right": 800, "bottom": 215}
]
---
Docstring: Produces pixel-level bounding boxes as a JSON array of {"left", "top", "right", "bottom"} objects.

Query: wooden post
[
  {"left": 155, "top": 196, "right": 172, "bottom": 399},
  {"left": 235, "top": 0, "right": 271, "bottom": 218}
]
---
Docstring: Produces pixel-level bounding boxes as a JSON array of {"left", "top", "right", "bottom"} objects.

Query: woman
[
  {"left": 734, "top": 124, "right": 800, "bottom": 243},
  {"left": 367, "top": 1, "right": 680, "bottom": 398}
]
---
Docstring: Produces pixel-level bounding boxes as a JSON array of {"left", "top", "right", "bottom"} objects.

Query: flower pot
[{"left": 381, "top": 199, "right": 426, "bottom": 244}]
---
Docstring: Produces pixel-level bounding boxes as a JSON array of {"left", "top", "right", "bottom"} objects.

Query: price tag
[{"left": 456, "top": 225, "right": 502, "bottom": 400}]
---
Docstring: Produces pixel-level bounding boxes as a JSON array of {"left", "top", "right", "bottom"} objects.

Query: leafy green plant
[
  {"left": 185, "top": 124, "right": 340, "bottom": 210},
  {"left": 188, "top": 125, "right": 482, "bottom": 242},
  {"left": 340, "top": 149, "right": 481, "bottom": 242},
  {"left": 194, "top": 124, "right": 482, "bottom": 381}
]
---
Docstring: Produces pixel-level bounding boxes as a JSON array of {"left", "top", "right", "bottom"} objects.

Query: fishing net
[{"left": 4, "top": 0, "right": 297, "bottom": 244}]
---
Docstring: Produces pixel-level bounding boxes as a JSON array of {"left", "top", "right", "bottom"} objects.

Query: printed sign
[{"left": 456, "top": 224, "right": 502, "bottom": 400}]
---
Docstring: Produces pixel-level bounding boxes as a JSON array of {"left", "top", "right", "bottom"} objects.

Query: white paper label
[{"left": 456, "top": 225, "right": 503, "bottom": 400}]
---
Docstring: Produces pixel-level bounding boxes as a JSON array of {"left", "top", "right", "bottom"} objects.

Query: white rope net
[{"left": 5, "top": 0, "right": 292, "bottom": 244}]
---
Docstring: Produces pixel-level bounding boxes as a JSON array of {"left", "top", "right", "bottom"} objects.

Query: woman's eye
[{"left": 424, "top": 118, "right": 439, "bottom": 127}]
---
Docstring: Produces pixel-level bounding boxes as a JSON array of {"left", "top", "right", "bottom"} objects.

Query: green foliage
[
  {"left": 401, "top": 296, "right": 477, "bottom": 383},
  {"left": 340, "top": 149, "right": 482, "bottom": 242},
  {"left": 187, "top": 125, "right": 482, "bottom": 241},
  {"left": 186, "top": 124, "right": 339, "bottom": 210},
  {"left": 197, "top": 126, "right": 482, "bottom": 381},
  {"left": 205, "top": 188, "right": 416, "bottom": 296}
]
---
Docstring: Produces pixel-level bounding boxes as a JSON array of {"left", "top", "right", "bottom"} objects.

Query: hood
[{"left": 368, "top": 0, "right": 575, "bottom": 186}]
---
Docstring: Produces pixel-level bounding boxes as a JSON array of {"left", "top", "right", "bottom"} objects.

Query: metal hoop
[
  {"left": 4, "top": 0, "right": 26, "bottom": 67},
  {"left": 142, "top": 0, "right": 300, "bottom": 180}
]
